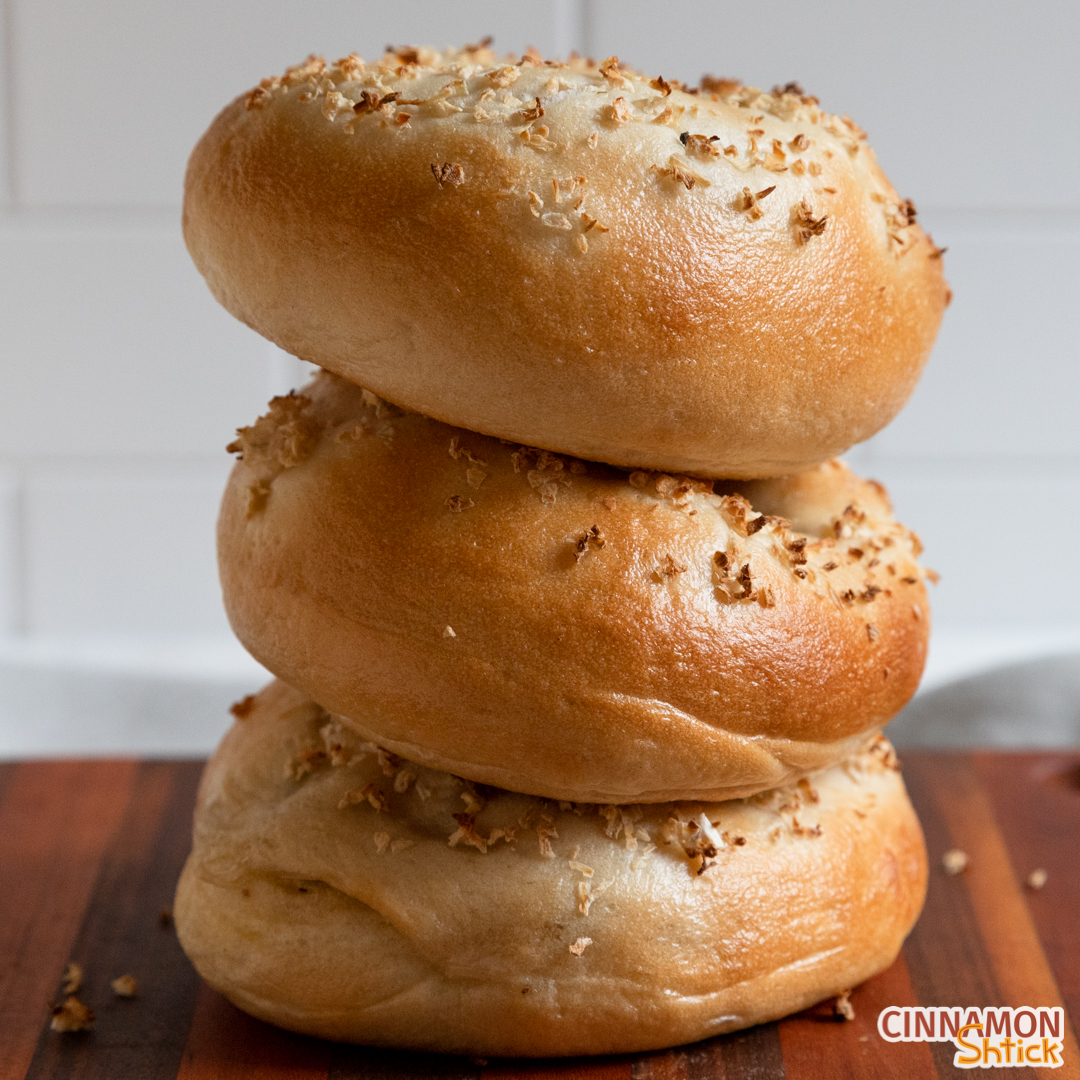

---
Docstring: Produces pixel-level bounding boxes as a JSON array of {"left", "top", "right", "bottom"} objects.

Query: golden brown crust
[
  {"left": 184, "top": 48, "right": 948, "bottom": 478},
  {"left": 174, "top": 681, "right": 928, "bottom": 1057},
  {"left": 217, "top": 374, "right": 931, "bottom": 804}
]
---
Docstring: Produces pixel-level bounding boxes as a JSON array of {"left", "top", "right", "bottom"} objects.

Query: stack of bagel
[{"left": 175, "top": 43, "right": 948, "bottom": 1058}]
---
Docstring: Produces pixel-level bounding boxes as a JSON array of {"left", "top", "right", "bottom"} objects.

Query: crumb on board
[
  {"left": 62, "top": 963, "right": 82, "bottom": 995},
  {"left": 942, "top": 849, "right": 969, "bottom": 875},
  {"left": 1027, "top": 868, "right": 1048, "bottom": 890},
  {"left": 111, "top": 974, "right": 138, "bottom": 997},
  {"left": 569, "top": 937, "right": 594, "bottom": 956},
  {"left": 50, "top": 996, "right": 94, "bottom": 1032},
  {"left": 834, "top": 990, "right": 855, "bottom": 1021}
]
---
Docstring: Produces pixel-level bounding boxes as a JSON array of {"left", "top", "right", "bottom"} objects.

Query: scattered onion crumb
[
  {"left": 1027, "top": 868, "right": 1048, "bottom": 890},
  {"left": 834, "top": 991, "right": 855, "bottom": 1021},
  {"left": 62, "top": 962, "right": 82, "bottom": 995},
  {"left": 569, "top": 937, "right": 593, "bottom": 956},
  {"left": 111, "top": 974, "right": 138, "bottom": 997},
  {"left": 50, "top": 996, "right": 94, "bottom": 1032},
  {"left": 942, "top": 849, "right": 969, "bottom": 875}
]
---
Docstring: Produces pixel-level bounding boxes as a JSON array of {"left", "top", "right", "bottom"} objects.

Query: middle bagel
[{"left": 219, "top": 371, "right": 930, "bottom": 804}]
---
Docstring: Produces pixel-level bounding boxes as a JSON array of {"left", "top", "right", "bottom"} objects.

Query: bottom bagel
[{"left": 175, "top": 680, "right": 927, "bottom": 1057}]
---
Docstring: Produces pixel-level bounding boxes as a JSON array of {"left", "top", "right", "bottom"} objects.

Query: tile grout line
[
  {"left": 0, "top": 464, "right": 26, "bottom": 637},
  {"left": 12, "top": 469, "right": 26, "bottom": 636}
]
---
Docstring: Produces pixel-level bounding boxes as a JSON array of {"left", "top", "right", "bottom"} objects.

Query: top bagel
[{"left": 184, "top": 45, "right": 949, "bottom": 479}]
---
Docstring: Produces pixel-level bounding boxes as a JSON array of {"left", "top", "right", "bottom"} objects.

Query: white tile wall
[
  {"left": 861, "top": 460, "right": 1080, "bottom": 628},
  {"left": 13, "top": 0, "right": 568, "bottom": 208},
  {"left": 0, "top": 218, "right": 269, "bottom": 459},
  {"left": 23, "top": 460, "right": 232, "bottom": 636},
  {"left": 267, "top": 345, "right": 320, "bottom": 400},
  {"left": 864, "top": 210, "right": 1080, "bottom": 460},
  {"left": 589, "top": 0, "right": 1079, "bottom": 211},
  {"left": 0, "top": 0, "right": 1077, "bottom": 752}
]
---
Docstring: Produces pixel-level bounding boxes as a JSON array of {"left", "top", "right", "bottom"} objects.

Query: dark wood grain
[
  {"left": 897, "top": 753, "right": 1010, "bottom": 1078},
  {"left": 22, "top": 761, "right": 203, "bottom": 1080},
  {"left": 778, "top": 953, "right": 937, "bottom": 1080},
  {"left": 0, "top": 761, "right": 137, "bottom": 1080},
  {"left": 483, "top": 1057, "right": 627, "bottom": 1080},
  {"left": 177, "top": 985, "right": 333, "bottom": 1080},
  {"left": 0, "top": 761, "right": 18, "bottom": 809},
  {"left": 630, "top": 1024, "right": 783, "bottom": 1080},
  {"left": 2, "top": 754, "right": 1077, "bottom": 1080},
  {"left": 974, "top": 753, "right": 1080, "bottom": 1024},
  {"left": 904, "top": 752, "right": 1080, "bottom": 1077},
  {"left": 328, "top": 1044, "right": 484, "bottom": 1080}
]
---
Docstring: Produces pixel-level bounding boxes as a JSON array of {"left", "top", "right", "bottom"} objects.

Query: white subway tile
[
  {"left": 13, "top": 0, "right": 566, "bottom": 208},
  {"left": 864, "top": 460, "right": 1080, "bottom": 629},
  {"left": 0, "top": 221, "right": 269, "bottom": 458},
  {"left": 24, "top": 461, "right": 233, "bottom": 636},
  {"left": 590, "top": 0, "right": 1079, "bottom": 210},
  {"left": 862, "top": 213, "right": 1080, "bottom": 459},
  {"left": 0, "top": 631, "right": 269, "bottom": 759}
]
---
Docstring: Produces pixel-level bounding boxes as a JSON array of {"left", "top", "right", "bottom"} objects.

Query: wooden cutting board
[{"left": 1, "top": 751, "right": 1078, "bottom": 1080}]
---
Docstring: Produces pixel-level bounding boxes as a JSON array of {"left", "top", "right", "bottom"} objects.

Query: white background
[{"left": 1, "top": 1, "right": 1077, "bottom": 753}]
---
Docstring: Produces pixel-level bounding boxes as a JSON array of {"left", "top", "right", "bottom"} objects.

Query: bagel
[
  {"left": 184, "top": 46, "right": 948, "bottom": 479},
  {"left": 217, "top": 372, "right": 931, "bottom": 804},
  {"left": 174, "top": 680, "right": 927, "bottom": 1057}
]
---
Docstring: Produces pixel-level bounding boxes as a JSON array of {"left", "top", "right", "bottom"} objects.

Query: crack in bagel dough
[
  {"left": 218, "top": 372, "right": 932, "bottom": 804},
  {"left": 184, "top": 46, "right": 949, "bottom": 478},
  {"left": 175, "top": 680, "right": 928, "bottom": 1057}
]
